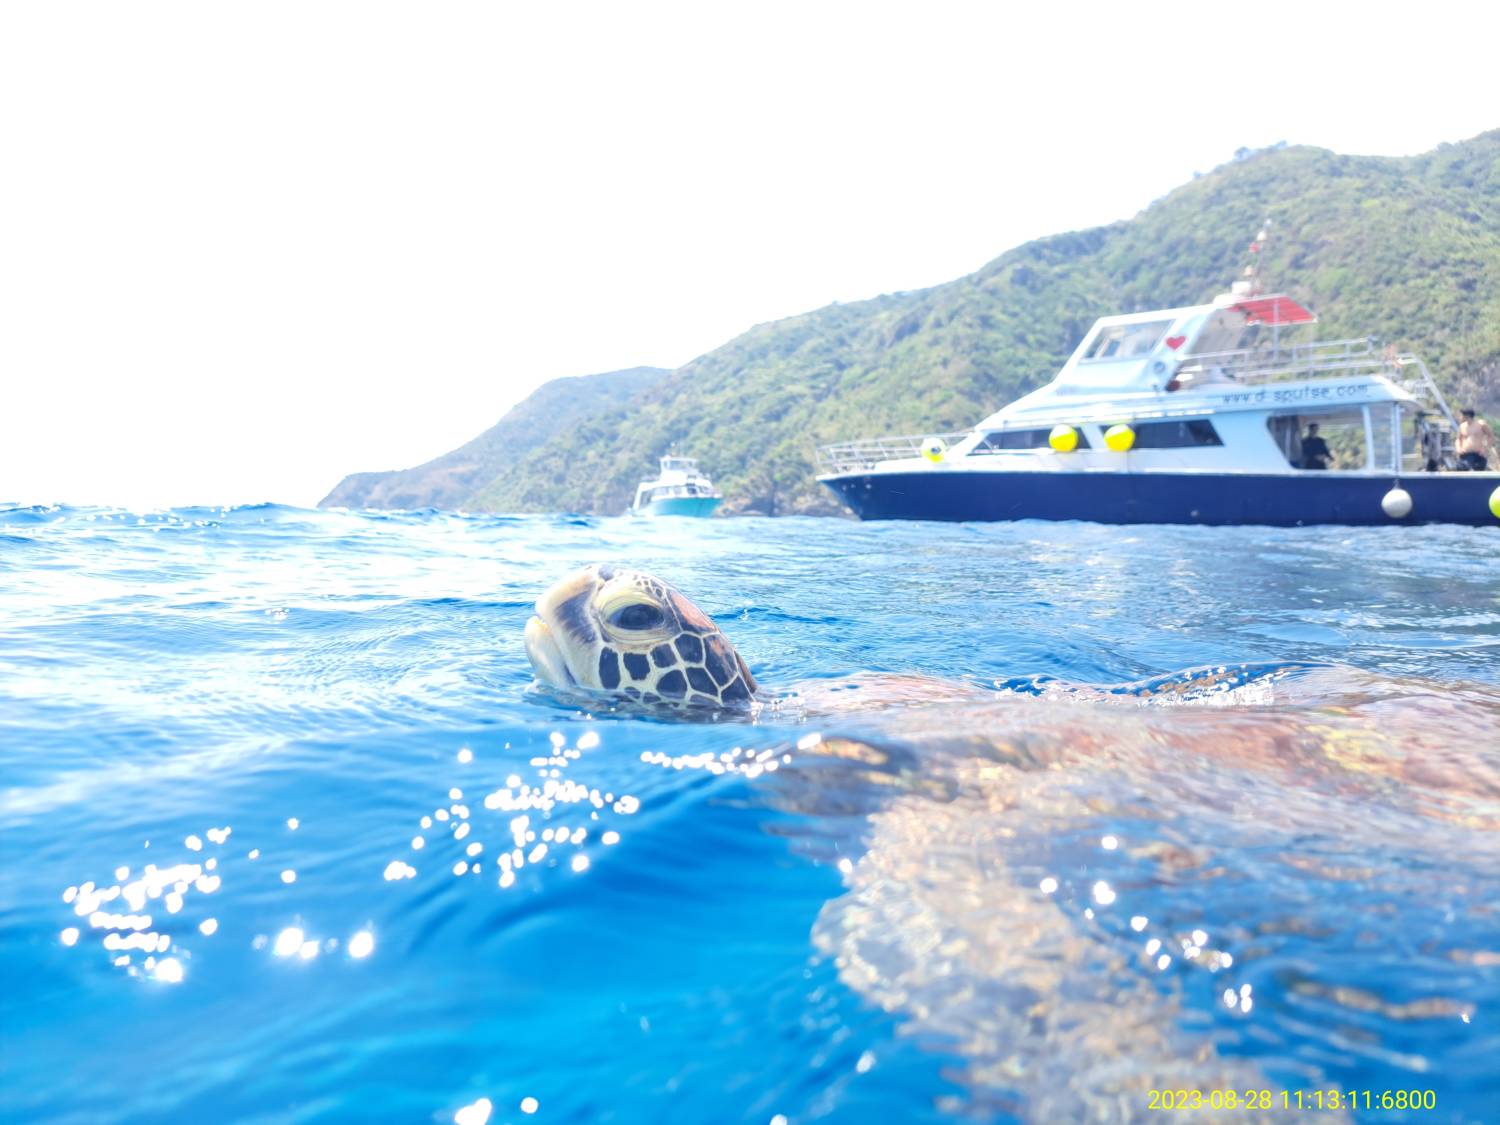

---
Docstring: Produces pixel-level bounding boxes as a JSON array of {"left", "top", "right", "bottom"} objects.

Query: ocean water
[{"left": 2, "top": 504, "right": 1498, "bottom": 1124}]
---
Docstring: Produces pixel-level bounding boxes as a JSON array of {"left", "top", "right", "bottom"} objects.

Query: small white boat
[{"left": 631, "top": 455, "right": 723, "bottom": 517}]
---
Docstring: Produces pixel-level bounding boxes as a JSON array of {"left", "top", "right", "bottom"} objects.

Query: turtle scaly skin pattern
[{"left": 524, "top": 564, "right": 757, "bottom": 712}]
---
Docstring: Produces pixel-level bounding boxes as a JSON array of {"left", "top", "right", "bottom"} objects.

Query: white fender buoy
[{"left": 1381, "top": 487, "right": 1413, "bottom": 520}]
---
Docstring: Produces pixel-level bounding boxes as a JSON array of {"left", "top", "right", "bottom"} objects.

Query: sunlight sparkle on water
[
  {"left": 454, "top": 1097, "right": 492, "bottom": 1125},
  {"left": 349, "top": 930, "right": 375, "bottom": 958},
  {"left": 56, "top": 850, "right": 234, "bottom": 977}
]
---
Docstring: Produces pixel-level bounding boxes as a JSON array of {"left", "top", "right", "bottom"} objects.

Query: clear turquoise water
[{"left": 2, "top": 505, "right": 1498, "bottom": 1123}]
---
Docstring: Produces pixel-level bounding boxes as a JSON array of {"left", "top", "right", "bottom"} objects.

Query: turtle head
[{"left": 524, "top": 564, "right": 758, "bottom": 711}]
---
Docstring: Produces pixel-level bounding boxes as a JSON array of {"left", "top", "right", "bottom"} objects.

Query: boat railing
[
  {"left": 1177, "top": 339, "right": 1458, "bottom": 426},
  {"left": 1175, "top": 335, "right": 1398, "bottom": 385},
  {"left": 1390, "top": 355, "right": 1460, "bottom": 428},
  {"left": 815, "top": 432, "right": 968, "bottom": 475}
]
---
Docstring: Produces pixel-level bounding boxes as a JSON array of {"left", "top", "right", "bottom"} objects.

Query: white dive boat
[
  {"left": 817, "top": 240, "right": 1500, "bottom": 527},
  {"left": 631, "top": 455, "right": 723, "bottom": 518}
]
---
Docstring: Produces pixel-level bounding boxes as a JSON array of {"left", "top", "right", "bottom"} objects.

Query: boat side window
[
  {"left": 970, "top": 427, "right": 1091, "bottom": 453},
  {"left": 1129, "top": 419, "right": 1223, "bottom": 448},
  {"left": 1081, "top": 320, "right": 1174, "bottom": 361}
]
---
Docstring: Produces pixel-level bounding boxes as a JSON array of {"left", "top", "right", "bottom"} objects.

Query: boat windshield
[
  {"left": 1081, "top": 320, "right": 1174, "bottom": 361},
  {"left": 1190, "top": 310, "right": 1270, "bottom": 355}
]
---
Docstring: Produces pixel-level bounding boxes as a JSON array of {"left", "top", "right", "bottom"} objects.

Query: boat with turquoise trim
[
  {"left": 816, "top": 241, "right": 1500, "bottom": 527},
  {"left": 631, "top": 455, "right": 724, "bottom": 518}
]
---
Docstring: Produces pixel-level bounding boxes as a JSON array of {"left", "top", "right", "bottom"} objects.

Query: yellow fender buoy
[
  {"left": 1104, "top": 424, "right": 1135, "bottom": 452},
  {"left": 1489, "top": 485, "right": 1500, "bottom": 519},
  {"left": 920, "top": 436, "right": 947, "bottom": 463},
  {"left": 1048, "top": 424, "right": 1079, "bottom": 453}
]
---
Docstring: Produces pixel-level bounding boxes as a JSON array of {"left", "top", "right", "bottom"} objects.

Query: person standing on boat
[
  {"left": 1457, "top": 409, "right": 1496, "bottom": 471},
  {"left": 1417, "top": 414, "right": 1444, "bottom": 472},
  {"left": 1300, "top": 423, "right": 1331, "bottom": 470}
]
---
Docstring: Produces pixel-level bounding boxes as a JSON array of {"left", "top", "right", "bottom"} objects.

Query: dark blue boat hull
[{"left": 821, "top": 471, "right": 1500, "bottom": 526}]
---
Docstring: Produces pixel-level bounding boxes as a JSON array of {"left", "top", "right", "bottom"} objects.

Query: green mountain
[
  {"left": 327, "top": 131, "right": 1500, "bottom": 516},
  {"left": 319, "top": 366, "right": 669, "bottom": 510}
]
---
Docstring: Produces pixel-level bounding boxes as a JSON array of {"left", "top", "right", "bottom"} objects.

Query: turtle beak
[{"left": 524, "top": 615, "right": 575, "bottom": 688}]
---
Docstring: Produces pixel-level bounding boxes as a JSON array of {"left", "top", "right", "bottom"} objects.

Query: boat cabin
[
  {"left": 632, "top": 455, "right": 724, "bottom": 512},
  {"left": 953, "top": 283, "right": 1458, "bottom": 475}
]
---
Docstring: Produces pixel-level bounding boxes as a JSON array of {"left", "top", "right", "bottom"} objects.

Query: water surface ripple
[{"left": 2, "top": 505, "right": 1498, "bottom": 1123}]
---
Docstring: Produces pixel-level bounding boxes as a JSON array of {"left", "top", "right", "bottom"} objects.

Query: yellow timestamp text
[{"left": 1147, "top": 1088, "right": 1436, "bottom": 1112}]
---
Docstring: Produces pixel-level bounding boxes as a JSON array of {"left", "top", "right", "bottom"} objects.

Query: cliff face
[
  {"left": 318, "top": 366, "right": 669, "bottom": 510},
  {"left": 325, "top": 131, "right": 1500, "bottom": 515}
]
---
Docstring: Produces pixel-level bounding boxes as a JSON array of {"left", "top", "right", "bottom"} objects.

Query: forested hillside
[{"left": 324, "top": 131, "right": 1500, "bottom": 515}]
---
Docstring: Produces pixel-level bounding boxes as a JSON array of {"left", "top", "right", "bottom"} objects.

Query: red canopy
[{"left": 1231, "top": 294, "right": 1316, "bottom": 326}]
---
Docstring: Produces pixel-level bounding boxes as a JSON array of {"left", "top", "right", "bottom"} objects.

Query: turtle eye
[{"left": 607, "top": 602, "right": 665, "bottom": 631}]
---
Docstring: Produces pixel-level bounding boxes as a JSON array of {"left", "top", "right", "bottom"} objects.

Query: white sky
[{"left": 3, "top": 1, "right": 1496, "bottom": 509}]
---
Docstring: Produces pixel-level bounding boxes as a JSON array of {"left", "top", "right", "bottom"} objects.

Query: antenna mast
[{"left": 1236, "top": 219, "right": 1271, "bottom": 298}]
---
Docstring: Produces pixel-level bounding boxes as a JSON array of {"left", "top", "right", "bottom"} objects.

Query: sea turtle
[
  {"left": 524, "top": 562, "right": 761, "bottom": 711},
  {"left": 525, "top": 564, "right": 1500, "bottom": 1122},
  {"left": 524, "top": 562, "right": 1306, "bottom": 717}
]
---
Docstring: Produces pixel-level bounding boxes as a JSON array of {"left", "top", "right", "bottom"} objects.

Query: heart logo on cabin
[{"left": 1165, "top": 335, "right": 1186, "bottom": 350}]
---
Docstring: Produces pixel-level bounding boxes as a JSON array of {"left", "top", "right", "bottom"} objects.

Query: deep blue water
[{"left": 2, "top": 505, "right": 1499, "bottom": 1124}]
